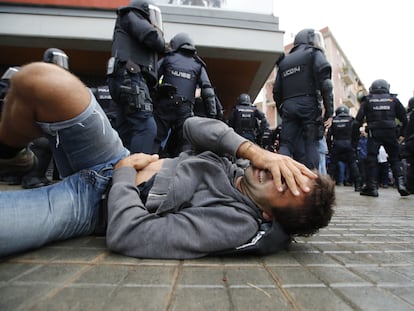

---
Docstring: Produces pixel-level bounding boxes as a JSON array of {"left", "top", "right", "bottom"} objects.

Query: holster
[{"left": 119, "top": 69, "right": 153, "bottom": 113}]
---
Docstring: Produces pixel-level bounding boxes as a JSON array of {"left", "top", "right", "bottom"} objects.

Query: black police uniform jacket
[
  {"left": 111, "top": 7, "right": 165, "bottom": 87},
  {"left": 158, "top": 50, "right": 213, "bottom": 105},
  {"left": 272, "top": 45, "right": 332, "bottom": 118},
  {"left": 356, "top": 93, "right": 408, "bottom": 133}
]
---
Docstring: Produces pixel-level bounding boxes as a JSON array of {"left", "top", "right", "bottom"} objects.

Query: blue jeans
[{"left": 0, "top": 91, "right": 129, "bottom": 257}]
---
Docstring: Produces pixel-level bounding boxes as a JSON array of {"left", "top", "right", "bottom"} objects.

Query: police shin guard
[{"left": 391, "top": 163, "right": 410, "bottom": 196}]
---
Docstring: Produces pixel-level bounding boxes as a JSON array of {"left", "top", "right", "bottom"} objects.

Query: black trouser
[
  {"left": 107, "top": 67, "right": 156, "bottom": 154},
  {"left": 329, "top": 140, "right": 361, "bottom": 186},
  {"left": 278, "top": 97, "right": 321, "bottom": 170},
  {"left": 365, "top": 128, "right": 404, "bottom": 188},
  {"left": 153, "top": 98, "right": 193, "bottom": 157}
]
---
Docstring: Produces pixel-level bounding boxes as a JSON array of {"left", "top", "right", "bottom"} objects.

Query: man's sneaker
[{"left": 0, "top": 148, "right": 35, "bottom": 176}]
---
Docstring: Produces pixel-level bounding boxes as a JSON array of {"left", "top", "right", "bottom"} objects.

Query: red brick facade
[{"left": 1, "top": 0, "right": 128, "bottom": 9}]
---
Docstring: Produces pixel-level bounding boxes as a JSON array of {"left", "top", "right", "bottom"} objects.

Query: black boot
[
  {"left": 391, "top": 162, "right": 410, "bottom": 196},
  {"left": 406, "top": 158, "right": 414, "bottom": 194},
  {"left": 354, "top": 177, "right": 362, "bottom": 192},
  {"left": 360, "top": 160, "right": 378, "bottom": 197},
  {"left": 360, "top": 183, "right": 378, "bottom": 197},
  {"left": 395, "top": 176, "right": 410, "bottom": 196},
  {"left": 350, "top": 162, "right": 362, "bottom": 192},
  {"left": 21, "top": 138, "right": 52, "bottom": 189}
]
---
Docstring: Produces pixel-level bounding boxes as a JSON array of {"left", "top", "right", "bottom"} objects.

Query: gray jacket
[{"left": 107, "top": 117, "right": 264, "bottom": 259}]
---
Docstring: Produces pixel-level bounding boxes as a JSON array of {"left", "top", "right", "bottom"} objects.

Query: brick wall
[{"left": 1, "top": 0, "right": 128, "bottom": 9}]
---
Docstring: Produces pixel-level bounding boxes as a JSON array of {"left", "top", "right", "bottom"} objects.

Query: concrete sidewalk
[{"left": 1, "top": 185, "right": 413, "bottom": 311}]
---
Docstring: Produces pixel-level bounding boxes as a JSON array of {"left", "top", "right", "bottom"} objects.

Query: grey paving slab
[{"left": 1, "top": 185, "right": 414, "bottom": 310}]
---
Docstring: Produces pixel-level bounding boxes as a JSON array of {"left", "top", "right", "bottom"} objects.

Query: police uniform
[
  {"left": 327, "top": 106, "right": 362, "bottom": 190},
  {"left": 259, "top": 127, "right": 277, "bottom": 153},
  {"left": 356, "top": 79, "right": 409, "bottom": 197},
  {"left": 153, "top": 33, "right": 218, "bottom": 157},
  {"left": 107, "top": 0, "right": 165, "bottom": 154},
  {"left": 404, "top": 103, "right": 414, "bottom": 193},
  {"left": 91, "top": 85, "right": 118, "bottom": 128},
  {"left": 227, "top": 94, "right": 269, "bottom": 143},
  {"left": 193, "top": 96, "right": 224, "bottom": 120},
  {"left": 273, "top": 29, "right": 333, "bottom": 170}
]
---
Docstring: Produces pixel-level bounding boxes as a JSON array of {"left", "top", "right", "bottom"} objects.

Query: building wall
[
  {"left": 0, "top": 0, "right": 125, "bottom": 8},
  {"left": 0, "top": 1, "right": 283, "bottom": 114}
]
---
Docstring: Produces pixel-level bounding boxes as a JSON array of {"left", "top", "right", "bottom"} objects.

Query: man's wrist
[{"left": 237, "top": 141, "right": 254, "bottom": 159}]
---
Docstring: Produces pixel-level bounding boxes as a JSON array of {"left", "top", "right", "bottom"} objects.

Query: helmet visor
[
  {"left": 148, "top": 4, "right": 163, "bottom": 33},
  {"left": 313, "top": 31, "right": 325, "bottom": 50}
]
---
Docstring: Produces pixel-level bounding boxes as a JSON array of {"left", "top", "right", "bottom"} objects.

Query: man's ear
[{"left": 262, "top": 211, "right": 273, "bottom": 221}]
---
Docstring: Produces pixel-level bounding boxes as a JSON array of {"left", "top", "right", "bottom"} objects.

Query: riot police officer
[
  {"left": 107, "top": 0, "right": 165, "bottom": 154},
  {"left": 153, "top": 32, "right": 218, "bottom": 157},
  {"left": 404, "top": 98, "right": 414, "bottom": 193},
  {"left": 407, "top": 96, "right": 414, "bottom": 121},
  {"left": 227, "top": 93, "right": 269, "bottom": 143},
  {"left": 259, "top": 126, "right": 278, "bottom": 153},
  {"left": 193, "top": 95, "right": 224, "bottom": 120},
  {"left": 356, "top": 79, "right": 409, "bottom": 197},
  {"left": 273, "top": 28, "right": 333, "bottom": 169},
  {"left": 327, "top": 105, "right": 362, "bottom": 191},
  {"left": 90, "top": 85, "right": 118, "bottom": 128}
]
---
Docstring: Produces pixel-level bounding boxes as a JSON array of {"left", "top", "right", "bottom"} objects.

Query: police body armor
[
  {"left": 92, "top": 85, "right": 118, "bottom": 126},
  {"left": 364, "top": 93, "right": 398, "bottom": 130},
  {"left": 111, "top": 8, "right": 159, "bottom": 87},
  {"left": 277, "top": 46, "right": 317, "bottom": 100},
  {"left": 331, "top": 115, "right": 354, "bottom": 141},
  {"left": 158, "top": 51, "right": 201, "bottom": 104},
  {"left": 233, "top": 105, "right": 257, "bottom": 132}
]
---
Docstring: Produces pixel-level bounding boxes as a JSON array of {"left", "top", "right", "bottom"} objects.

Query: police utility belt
[
  {"left": 107, "top": 57, "right": 141, "bottom": 76},
  {"left": 158, "top": 83, "right": 188, "bottom": 105},
  {"left": 170, "top": 95, "right": 188, "bottom": 105}
]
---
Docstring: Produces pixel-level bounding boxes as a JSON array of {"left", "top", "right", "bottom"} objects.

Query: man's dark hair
[{"left": 272, "top": 171, "right": 335, "bottom": 237}]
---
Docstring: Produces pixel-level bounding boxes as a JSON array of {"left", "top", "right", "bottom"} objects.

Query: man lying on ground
[{"left": 0, "top": 62, "right": 335, "bottom": 259}]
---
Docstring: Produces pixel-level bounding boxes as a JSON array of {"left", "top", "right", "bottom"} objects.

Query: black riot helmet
[
  {"left": 128, "top": 0, "right": 163, "bottom": 32},
  {"left": 335, "top": 105, "right": 349, "bottom": 116},
  {"left": 369, "top": 79, "right": 390, "bottom": 94},
  {"left": 293, "top": 28, "right": 325, "bottom": 50},
  {"left": 0, "top": 66, "right": 20, "bottom": 81},
  {"left": 237, "top": 93, "right": 252, "bottom": 106},
  {"left": 170, "top": 33, "right": 196, "bottom": 53},
  {"left": 43, "top": 48, "right": 69, "bottom": 70}
]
